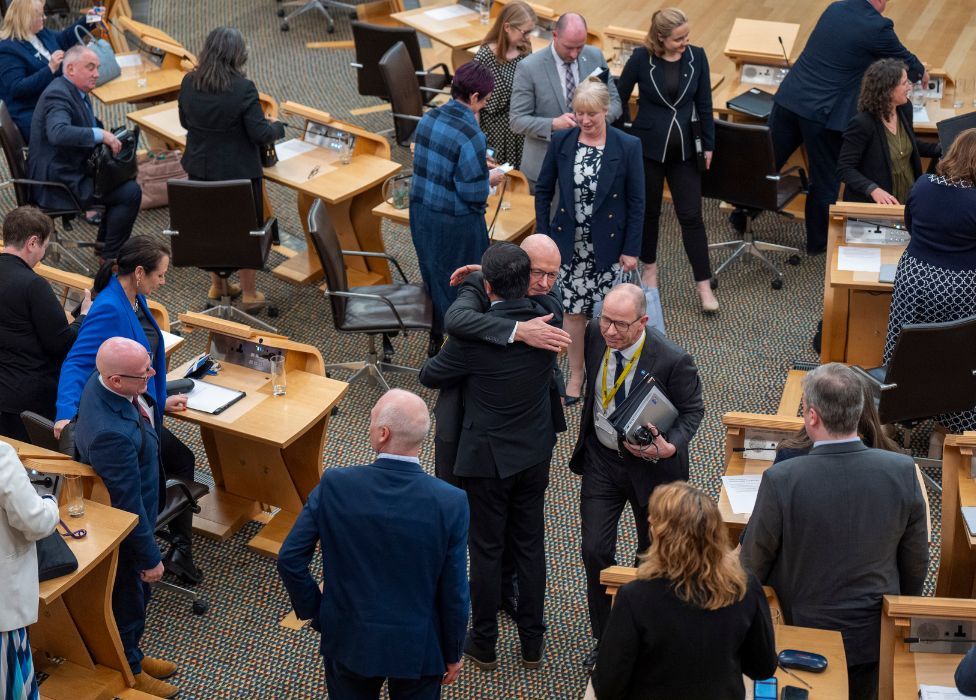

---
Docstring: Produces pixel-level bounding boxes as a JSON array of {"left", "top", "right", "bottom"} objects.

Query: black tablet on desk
[{"left": 727, "top": 88, "right": 775, "bottom": 120}]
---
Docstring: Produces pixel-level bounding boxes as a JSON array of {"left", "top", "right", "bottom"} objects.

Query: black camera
[{"left": 632, "top": 426, "right": 655, "bottom": 446}]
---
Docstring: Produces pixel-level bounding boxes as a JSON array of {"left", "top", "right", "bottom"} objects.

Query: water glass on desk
[
  {"left": 62, "top": 474, "right": 84, "bottom": 518},
  {"left": 478, "top": 0, "right": 490, "bottom": 25},
  {"left": 270, "top": 354, "right": 287, "bottom": 396}
]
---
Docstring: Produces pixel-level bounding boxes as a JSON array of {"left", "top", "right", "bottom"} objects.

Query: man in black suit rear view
[{"left": 420, "top": 242, "right": 557, "bottom": 671}]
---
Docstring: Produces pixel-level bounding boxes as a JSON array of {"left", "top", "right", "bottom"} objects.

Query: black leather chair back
[
  {"left": 352, "top": 21, "right": 426, "bottom": 100},
  {"left": 0, "top": 101, "right": 30, "bottom": 205},
  {"left": 379, "top": 42, "right": 424, "bottom": 146},
  {"left": 701, "top": 120, "right": 781, "bottom": 211},
  {"left": 878, "top": 315, "right": 976, "bottom": 424},
  {"left": 306, "top": 199, "right": 351, "bottom": 327},
  {"left": 166, "top": 180, "right": 273, "bottom": 274},
  {"left": 20, "top": 410, "right": 75, "bottom": 456}
]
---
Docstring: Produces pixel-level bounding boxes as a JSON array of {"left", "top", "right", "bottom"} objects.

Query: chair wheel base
[
  {"left": 280, "top": 21, "right": 289, "bottom": 30},
  {"left": 787, "top": 255, "right": 801, "bottom": 266},
  {"left": 267, "top": 306, "right": 280, "bottom": 318},
  {"left": 191, "top": 599, "right": 209, "bottom": 615},
  {"left": 771, "top": 278, "right": 784, "bottom": 290}
]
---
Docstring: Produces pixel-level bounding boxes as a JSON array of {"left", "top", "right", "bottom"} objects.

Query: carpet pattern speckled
[{"left": 12, "top": 3, "right": 943, "bottom": 698}]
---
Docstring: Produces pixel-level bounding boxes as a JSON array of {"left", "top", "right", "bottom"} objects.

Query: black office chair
[
  {"left": 379, "top": 41, "right": 449, "bottom": 146},
  {"left": 0, "top": 101, "right": 101, "bottom": 272},
  {"left": 307, "top": 199, "right": 432, "bottom": 390},
  {"left": 275, "top": 0, "right": 355, "bottom": 32},
  {"left": 702, "top": 120, "right": 806, "bottom": 290},
  {"left": 19, "top": 411, "right": 211, "bottom": 615},
  {"left": 165, "top": 179, "right": 278, "bottom": 332},
  {"left": 351, "top": 22, "right": 451, "bottom": 105}
]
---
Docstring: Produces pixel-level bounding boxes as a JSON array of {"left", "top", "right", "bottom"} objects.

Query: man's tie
[
  {"left": 613, "top": 351, "right": 627, "bottom": 407},
  {"left": 81, "top": 93, "right": 96, "bottom": 127},
  {"left": 564, "top": 61, "right": 577, "bottom": 108},
  {"left": 132, "top": 397, "right": 151, "bottom": 423}
]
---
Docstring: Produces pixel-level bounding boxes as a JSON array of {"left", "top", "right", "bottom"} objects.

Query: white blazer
[{"left": 0, "top": 440, "right": 59, "bottom": 631}]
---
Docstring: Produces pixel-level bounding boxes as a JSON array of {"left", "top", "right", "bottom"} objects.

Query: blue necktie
[
  {"left": 613, "top": 351, "right": 627, "bottom": 407},
  {"left": 81, "top": 93, "right": 96, "bottom": 127}
]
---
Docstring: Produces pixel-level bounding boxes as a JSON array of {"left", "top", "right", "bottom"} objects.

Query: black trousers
[
  {"left": 641, "top": 156, "right": 712, "bottom": 282},
  {"left": 324, "top": 658, "right": 441, "bottom": 700},
  {"left": 93, "top": 179, "right": 141, "bottom": 261},
  {"left": 159, "top": 425, "right": 196, "bottom": 542},
  {"left": 113, "top": 555, "right": 152, "bottom": 674},
  {"left": 768, "top": 103, "right": 843, "bottom": 254},
  {"left": 580, "top": 437, "right": 652, "bottom": 640},
  {"left": 848, "top": 661, "right": 878, "bottom": 700},
  {"left": 462, "top": 460, "right": 549, "bottom": 650}
]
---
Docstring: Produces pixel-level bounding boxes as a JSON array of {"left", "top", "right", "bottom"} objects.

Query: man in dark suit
[
  {"left": 73, "top": 337, "right": 178, "bottom": 699},
  {"left": 768, "top": 0, "right": 925, "bottom": 253},
  {"left": 571, "top": 283, "right": 703, "bottom": 669},
  {"left": 420, "top": 243, "right": 557, "bottom": 671},
  {"left": 27, "top": 45, "right": 141, "bottom": 261},
  {"left": 277, "top": 390, "right": 468, "bottom": 700},
  {"left": 741, "top": 364, "right": 928, "bottom": 700}
]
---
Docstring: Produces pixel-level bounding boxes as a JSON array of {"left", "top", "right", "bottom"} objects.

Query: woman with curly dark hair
[{"left": 837, "top": 58, "right": 940, "bottom": 204}]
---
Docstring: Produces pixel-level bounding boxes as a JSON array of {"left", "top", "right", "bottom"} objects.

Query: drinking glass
[
  {"left": 270, "top": 355, "right": 286, "bottom": 396},
  {"left": 63, "top": 474, "right": 85, "bottom": 518}
]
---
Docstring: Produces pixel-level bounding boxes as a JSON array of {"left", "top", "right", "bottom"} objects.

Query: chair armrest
[
  {"left": 767, "top": 166, "right": 809, "bottom": 190},
  {"left": 425, "top": 62, "right": 451, "bottom": 77},
  {"left": 11, "top": 178, "right": 84, "bottom": 211},
  {"left": 392, "top": 113, "right": 423, "bottom": 122},
  {"left": 325, "top": 289, "right": 408, "bottom": 333},
  {"left": 340, "top": 249, "right": 409, "bottom": 283},
  {"left": 351, "top": 62, "right": 364, "bottom": 69},
  {"left": 165, "top": 478, "right": 204, "bottom": 514},
  {"left": 419, "top": 86, "right": 452, "bottom": 96},
  {"left": 251, "top": 216, "right": 277, "bottom": 237}
]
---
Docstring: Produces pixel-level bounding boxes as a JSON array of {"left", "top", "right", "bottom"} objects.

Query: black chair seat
[
  {"left": 338, "top": 283, "right": 433, "bottom": 333},
  {"left": 776, "top": 176, "right": 805, "bottom": 210},
  {"left": 158, "top": 479, "right": 210, "bottom": 527}
]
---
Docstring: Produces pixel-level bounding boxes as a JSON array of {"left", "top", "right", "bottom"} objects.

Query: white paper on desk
[
  {"left": 185, "top": 380, "right": 245, "bottom": 414},
  {"left": 274, "top": 138, "right": 317, "bottom": 162},
  {"left": 837, "top": 246, "right": 881, "bottom": 273},
  {"left": 919, "top": 686, "right": 968, "bottom": 700},
  {"left": 161, "top": 330, "right": 182, "bottom": 353},
  {"left": 116, "top": 54, "right": 142, "bottom": 68},
  {"left": 721, "top": 475, "right": 762, "bottom": 515},
  {"left": 425, "top": 4, "right": 476, "bottom": 20},
  {"left": 914, "top": 105, "right": 931, "bottom": 123}
]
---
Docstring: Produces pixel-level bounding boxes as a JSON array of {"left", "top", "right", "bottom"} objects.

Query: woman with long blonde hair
[{"left": 592, "top": 481, "right": 777, "bottom": 699}]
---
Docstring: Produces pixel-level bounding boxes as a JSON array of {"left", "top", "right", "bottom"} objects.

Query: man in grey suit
[
  {"left": 509, "top": 12, "right": 621, "bottom": 185},
  {"left": 741, "top": 363, "right": 929, "bottom": 700}
]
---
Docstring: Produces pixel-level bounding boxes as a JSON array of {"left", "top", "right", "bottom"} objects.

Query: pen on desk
[
  {"left": 307, "top": 164, "right": 320, "bottom": 180},
  {"left": 778, "top": 664, "right": 812, "bottom": 689}
]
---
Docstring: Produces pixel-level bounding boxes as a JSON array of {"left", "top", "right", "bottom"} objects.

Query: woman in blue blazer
[
  {"left": 535, "top": 78, "right": 644, "bottom": 402},
  {"left": 55, "top": 236, "right": 204, "bottom": 585},
  {"left": 0, "top": 0, "right": 93, "bottom": 141},
  {"left": 615, "top": 8, "right": 718, "bottom": 312}
]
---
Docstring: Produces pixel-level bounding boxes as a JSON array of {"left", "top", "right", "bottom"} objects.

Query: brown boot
[
  {"left": 208, "top": 282, "right": 242, "bottom": 300},
  {"left": 134, "top": 671, "right": 179, "bottom": 698},
  {"left": 141, "top": 656, "right": 178, "bottom": 679},
  {"left": 241, "top": 291, "right": 267, "bottom": 312}
]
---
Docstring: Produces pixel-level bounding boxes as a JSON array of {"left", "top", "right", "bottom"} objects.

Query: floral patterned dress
[
  {"left": 472, "top": 44, "right": 526, "bottom": 169},
  {"left": 559, "top": 142, "right": 618, "bottom": 315}
]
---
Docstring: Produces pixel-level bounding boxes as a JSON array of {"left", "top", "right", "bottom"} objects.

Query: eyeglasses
[
  {"left": 113, "top": 371, "right": 153, "bottom": 381},
  {"left": 598, "top": 315, "right": 642, "bottom": 333},
  {"left": 529, "top": 268, "right": 558, "bottom": 282}
]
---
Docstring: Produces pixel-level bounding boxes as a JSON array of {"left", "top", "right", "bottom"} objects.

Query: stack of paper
[
  {"left": 919, "top": 686, "right": 967, "bottom": 700},
  {"left": 721, "top": 475, "right": 762, "bottom": 515},
  {"left": 837, "top": 246, "right": 881, "bottom": 273}
]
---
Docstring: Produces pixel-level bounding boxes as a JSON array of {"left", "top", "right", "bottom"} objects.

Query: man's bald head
[
  {"left": 96, "top": 337, "right": 154, "bottom": 399},
  {"left": 553, "top": 12, "right": 587, "bottom": 63},
  {"left": 369, "top": 389, "right": 431, "bottom": 456},
  {"left": 600, "top": 283, "right": 648, "bottom": 349},
  {"left": 521, "top": 234, "right": 561, "bottom": 295}
]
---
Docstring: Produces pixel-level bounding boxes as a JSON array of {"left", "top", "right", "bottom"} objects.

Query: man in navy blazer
[
  {"left": 769, "top": 0, "right": 925, "bottom": 254},
  {"left": 27, "top": 45, "right": 139, "bottom": 261},
  {"left": 73, "top": 337, "right": 179, "bottom": 698},
  {"left": 277, "top": 390, "right": 469, "bottom": 699}
]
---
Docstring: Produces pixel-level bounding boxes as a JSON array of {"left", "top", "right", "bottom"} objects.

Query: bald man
[
  {"left": 278, "top": 390, "right": 469, "bottom": 700},
  {"left": 27, "top": 45, "right": 141, "bottom": 261},
  {"left": 73, "top": 337, "right": 178, "bottom": 698},
  {"left": 509, "top": 12, "right": 621, "bottom": 185},
  {"left": 570, "top": 283, "right": 703, "bottom": 670}
]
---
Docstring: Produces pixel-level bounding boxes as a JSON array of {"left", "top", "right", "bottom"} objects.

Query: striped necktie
[{"left": 564, "top": 61, "right": 577, "bottom": 107}]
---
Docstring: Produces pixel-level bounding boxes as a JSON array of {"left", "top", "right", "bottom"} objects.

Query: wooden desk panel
[
  {"left": 92, "top": 63, "right": 184, "bottom": 105},
  {"left": 936, "top": 435, "right": 976, "bottom": 598},
  {"left": 392, "top": 3, "right": 485, "bottom": 49}
]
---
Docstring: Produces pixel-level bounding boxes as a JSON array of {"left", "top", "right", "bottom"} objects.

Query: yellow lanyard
[{"left": 600, "top": 337, "right": 645, "bottom": 412}]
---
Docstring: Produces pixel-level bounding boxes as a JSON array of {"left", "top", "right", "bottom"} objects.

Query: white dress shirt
[{"left": 594, "top": 330, "right": 646, "bottom": 450}]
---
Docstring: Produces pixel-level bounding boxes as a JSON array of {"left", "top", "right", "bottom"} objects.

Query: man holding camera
[
  {"left": 570, "top": 283, "right": 703, "bottom": 670},
  {"left": 27, "top": 45, "right": 140, "bottom": 262}
]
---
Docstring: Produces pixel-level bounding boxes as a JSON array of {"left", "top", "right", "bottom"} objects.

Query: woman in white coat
[{"left": 0, "top": 440, "right": 59, "bottom": 700}]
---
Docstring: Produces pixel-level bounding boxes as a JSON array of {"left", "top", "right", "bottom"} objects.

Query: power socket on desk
[
  {"left": 909, "top": 618, "right": 974, "bottom": 654},
  {"left": 740, "top": 63, "right": 788, "bottom": 87}
]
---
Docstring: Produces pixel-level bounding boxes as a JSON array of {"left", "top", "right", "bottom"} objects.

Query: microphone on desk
[{"left": 778, "top": 36, "right": 792, "bottom": 70}]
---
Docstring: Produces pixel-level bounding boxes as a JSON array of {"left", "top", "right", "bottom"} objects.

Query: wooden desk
[
  {"left": 2, "top": 435, "right": 70, "bottom": 460},
  {"left": 723, "top": 18, "right": 799, "bottom": 69},
  {"left": 168, "top": 313, "right": 347, "bottom": 558},
  {"left": 91, "top": 52, "right": 185, "bottom": 106},
  {"left": 126, "top": 100, "right": 402, "bottom": 289},
  {"left": 32, "top": 500, "right": 138, "bottom": 700},
  {"left": 600, "top": 566, "right": 849, "bottom": 698},
  {"left": 392, "top": 2, "right": 487, "bottom": 69},
  {"left": 371, "top": 169, "right": 536, "bottom": 245},
  {"left": 820, "top": 202, "right": 905, "bottom": 366},
  {"left": 936, "top": 434, "right": 976, "bottom": 598},
  {"left": 880, "top": 595, "right": 976, "bottom": 700}
]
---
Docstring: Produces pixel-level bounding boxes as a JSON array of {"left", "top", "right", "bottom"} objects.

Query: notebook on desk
[
  {"left": 184, "top": 380, "right": 245, "bottom": 415},
  {"left": 727, "top": 87, "right": 775, "bottom": 120}
]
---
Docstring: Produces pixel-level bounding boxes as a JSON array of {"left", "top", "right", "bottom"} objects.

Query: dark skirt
[{"left": 409, "top": 204, "right": 489, "bottom": 336}]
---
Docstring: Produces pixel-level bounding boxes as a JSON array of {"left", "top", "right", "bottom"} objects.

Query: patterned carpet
[{"left": 15, "top": 2, "right": 943, "bottom": 698}]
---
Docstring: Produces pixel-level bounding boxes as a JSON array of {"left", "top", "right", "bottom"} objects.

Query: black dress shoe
[
  {"left": 163, "top": 538, "right": 203, "bottom": 585},
  {"left": 463, "top": 637, "right": 498, "bottom": 671},
  {"left": 499, "top": 595, "right": 518, "bottom": 620},
  {"left": 563, "top": 394, "right": 580, "bottom": 407},
  {"left": 583, "top": 644, "right": 600, "bottom": 673},
  {"left": 521, "top": 637, "right": 545, "bottom": 669}
]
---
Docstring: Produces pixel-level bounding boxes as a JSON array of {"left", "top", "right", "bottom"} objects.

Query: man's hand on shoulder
[
  {"left": 442, "top": 659, "right": 463, "bottom": 685},
  {"left": 450, "top": 264, "right": 481, "bottom": 287},
  {"left": 515, "top": 314, "right": 571, "bottom": 352}
]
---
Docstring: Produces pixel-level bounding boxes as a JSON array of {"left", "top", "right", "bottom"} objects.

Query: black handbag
[
  {"left": 87, "top": 125, "right": 140, "bottom": 198},
  {"left": 260, "top": 141, "right": 278, "bottom": 168},
  {"left": 36, "top": 528, "right": 79, "bottom": 582},
  {"left": 690, "top": 104, "right": 707, "bottom": 173}
]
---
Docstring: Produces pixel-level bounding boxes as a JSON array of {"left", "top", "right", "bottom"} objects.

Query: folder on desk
[
  {"left": 185, "top": 379, "right": 245, "bottom": 415},
  {"left": 727, "top": 87, "right": 775, "bottom": 120}
]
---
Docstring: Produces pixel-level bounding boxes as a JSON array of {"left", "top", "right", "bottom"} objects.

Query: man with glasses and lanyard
[
  {"left": 570, "top": 283, "right": 703, "bottom": 671},
  {"left": 74, "top": 337, "right": 180, "bottom": 699}
]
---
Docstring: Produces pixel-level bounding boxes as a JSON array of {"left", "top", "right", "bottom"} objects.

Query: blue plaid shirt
[{"left": 410, "top": 99, "right": 489, "bottom": 216}]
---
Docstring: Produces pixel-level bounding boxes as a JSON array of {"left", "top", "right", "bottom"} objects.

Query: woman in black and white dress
[
  {"left": 472, "top": 0, "right": 536, "bottom": 169},
  {"left": 535, "top": 79, "right": 644, "bottom": 402}
]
